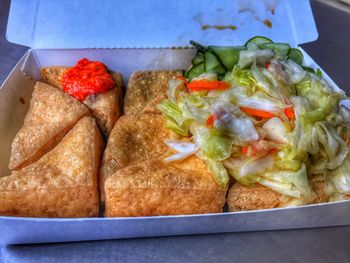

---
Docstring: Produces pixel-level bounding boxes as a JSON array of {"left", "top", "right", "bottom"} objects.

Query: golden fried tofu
[
  {"left": 105, "top": 155, "right": 227, "bottom": 217},
  {"left": 40, "top": 66, "right": 68, "bottom": 89},
  {"left": 99, "top": 114, "right": 179, "bottom": 200},
  {"left": 0, "top": 117, "right": 102, "bottom": 217},
  {"left": 9, "top": 82, "right": 89, "bottom": 171},
  {"left": 227, "top": 183, "right": 281, "bottom": 211},
  {"left": 41, "top": 66, "right": 124, "bottom": 138},
  {"left": 142, "top": 94, "right": 167, "bottom": 114},
  {"left": 124, "top": 70, "right": 181, "bottom": 115}
]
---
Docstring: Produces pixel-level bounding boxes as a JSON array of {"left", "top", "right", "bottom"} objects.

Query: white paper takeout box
[{"left": 1, "top": 0, "right": 349, "bottom": 245}]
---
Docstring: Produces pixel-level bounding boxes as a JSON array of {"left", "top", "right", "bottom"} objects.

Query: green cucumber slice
[
  {"left": 204, "top": 51, "right": 226, "bottom": 74},
  {"left": 302, "top": 66, "right": 315, "bottom": 74},
  {"left": 187, "top": 62, "right": 205, "bottom": 81},
  {"left": 208, "top": 46, "right": 246, "bottom": 71},
  {"left": 246, "top": 42, "right": 260, "bottom": 51},
  {"left": 259, "top": 43, "right": 290, "bottom": 58},
  {"left": 192, "top": 52, "right": 204, "bottom": 65},
  {"left": 217, "top": 74, "right": 225, "bottom": 81},
  {"left": 245, "top": 36, "right": 273, "bottom": 46},
  {"left": 288, "top": 48, "right": 303, "bottom": 65},
  {"left": 190, "top": 40, "right": 207, "bottom": 53}
]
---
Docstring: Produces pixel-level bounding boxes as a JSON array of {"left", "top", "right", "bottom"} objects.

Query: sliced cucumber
[
  {"left": 190, "top": 40, "right": 207, "bottom": 53},
  {"left": 246, "top": 42, "right": 260, "bottom": 51},
  {"left": 288, "top": 48, "right": 303, "bottom": 65},
  {"left": 217, "top": 74, "right": 226, "bottom": 81},
  {"left": 302, "top": 66, "right": 315, "bottom": 74},
  {"left": 187, "top": 62, "right": 205, "bottom": 81},
  {"left": 204, "top": 51, "right": 226, "bottom": 74},
  {"left": 245, "top": 36, "right": 273, "bottom": 46},
  {"left": 192, "top": 52, "right": 204, "bottom": 65},
  {"left": 208, "top": 46, "right": 246, "bottom": 71},
  {"left": 259, "top": 43, "right": 290, "bottom": 58}
]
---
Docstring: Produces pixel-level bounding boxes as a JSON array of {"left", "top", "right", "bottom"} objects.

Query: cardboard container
[{"left": 1, "top": 0, "right": 349, "bottom": 244}]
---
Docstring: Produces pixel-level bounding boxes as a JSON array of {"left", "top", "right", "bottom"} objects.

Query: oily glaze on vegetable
[{"left": 158, "top": 36, "right": 350, "bottom": 206}]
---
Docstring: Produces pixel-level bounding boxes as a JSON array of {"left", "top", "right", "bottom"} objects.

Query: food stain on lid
[
  {"left": 263, "top": 0, "right": 279, "bottom": 15},
  {"left": 201, "top": 24, "right": 237, "bottom": 31},
  {"left": 19, "top": 96, "right": 25, "bottom": 104},
  {"left": 263, "top": 19, "right": 272, "bottom": 28},
  {"left": 193, "top": 12, "right": 237, "bottom": 32},
  {"left": 238, "top": 0, "right": 278, "bottom": 28}
]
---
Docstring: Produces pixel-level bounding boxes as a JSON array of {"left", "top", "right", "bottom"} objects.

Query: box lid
[{"left": 6, "top": 0, "right": 318, "bottom": 48}]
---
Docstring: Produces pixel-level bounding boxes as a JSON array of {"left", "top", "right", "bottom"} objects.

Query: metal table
[{"left": 1, "top": 0, "right": 350, "bottom": 262}]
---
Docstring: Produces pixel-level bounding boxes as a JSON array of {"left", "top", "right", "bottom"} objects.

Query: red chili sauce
[{"left": 62, "top": 58, "right": 115, "bottom": 101}]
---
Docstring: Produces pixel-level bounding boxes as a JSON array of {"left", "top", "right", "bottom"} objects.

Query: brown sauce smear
[
  {"left": 263, "top": 19, "right": 272, "bottom": 28},
  {"left": 201, "top": 24, "right": 237, "bottom": 31}
]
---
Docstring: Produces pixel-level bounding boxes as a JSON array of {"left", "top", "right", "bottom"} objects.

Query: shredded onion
[{"left": 164, "top": 140, "right": 199, "bottom": 162}]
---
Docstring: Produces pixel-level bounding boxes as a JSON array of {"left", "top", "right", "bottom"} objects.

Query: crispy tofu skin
[
  {"left": 40, "top": 66, "right": 124, "bottom": 138},
  {"left": 0, "top": 117, "right": 102, "bottom": 217},
  {"left": 142, "top": 94, "right": 167, "bottom": 114},
  {"left": 83, "top": 72, "right": 123, "bottom": 138},
  {"left": 99, "top": 114, "right": 178, "bottom": 200},
  {"left": 41, "top": 66, "right": 68, "bottom": 89},
  {"left": 124, "top": 70, "right": 181, "bottom": 115},
  {"left": 9, "top": 82, "right": 90, "bottom": 171},
  {"left": 227, "top": 183, "right": 281, "bottom": 211},
  {"left": 105, "top": 155, "right": 227, "bottom": 217}
]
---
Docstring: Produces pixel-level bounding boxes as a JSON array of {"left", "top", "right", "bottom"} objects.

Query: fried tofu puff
[
  {"left": 9, "top": 82, "right": 90, "bottom": 171},
  {"left": 227, "top": 183, "right": 282, "bottom": 211},
  {"left": 99, "top": 114, "right": 179, "bottom": 201},
  {"left": 41, "top": 66, "right": 124, "bottom": 138},
  {"left": 105, "top": 155, "right": 227, "bottom": 217},
  {"left": 0, "top": 117, "right": 102, "bottom": 217},
  {"left": 228, "top": 178, "right": 329, "bottom": 212},
  {"left": 124, "top": 70, "right": 181, "bottom": 115}
]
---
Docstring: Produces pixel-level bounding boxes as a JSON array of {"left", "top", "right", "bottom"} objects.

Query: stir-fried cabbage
[
  {"left": 202, "top": 130, "right": 232, "bottom": 161},
  {"left": 157, "top": 99, "right": 190, "bottom": 136},
  {"left": 262, "top": 117, "right": 289, "bottom": 143},
  {"left": 211, "top": 102, "right": 259, "bottom": 144},
  {"left": 315, "top": 122, "right": 348, "bottom": 170},
  {"left": 238, "top": 49, "right": 274, "bottom": 68},
  {"left": 231, "top": 154, "right": 275, "bottom": 185},
  {"left": 325, "top": 157, "right": 350, "bottom": 201},
  {"left": 157, "top": 38, "right": 350, "bottom": 202},
  {"left": 279, "top": 59, "right": 306, "bottom": 84},
  {"left": 205, "top": 159, "right": 230, "bottom": 187},
  {"left": 164, "top": 140, "right": 199, "bottom": 162}
]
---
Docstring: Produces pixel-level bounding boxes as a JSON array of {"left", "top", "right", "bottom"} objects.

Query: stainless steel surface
[
  {"left": 1, "top": 0, "right": 350, "bottom": 262},
  {"left": 316, "top": 0, "right": 350, "bottom": 13},
  {"left": 2, "top": 226, "right": 350, "bottom": 263}
]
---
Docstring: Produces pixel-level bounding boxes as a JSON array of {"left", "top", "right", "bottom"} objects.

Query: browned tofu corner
[
  {"left": 105, "top": 155, "right": 227, "bottom": 217},
  {"left": 124, "top": 70, "right": 182, "bottom": 115},
  {"left": 0, "top": 117, "right": 102, "bottom": 218},
  {"left": 40, "top": 66, "right": 124, "bottom": 138},
  {"left": 9, "top": 82, "right": 90, "bottom": 171},
  {"left": 99, "top": 114, "right": 179, "bottom": 201},
  {"left": 227, "top": 183, "right": 281, "bottom": 211},
  {"left": 83, "top": 72, "right": 124, "bottom": 138}
]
